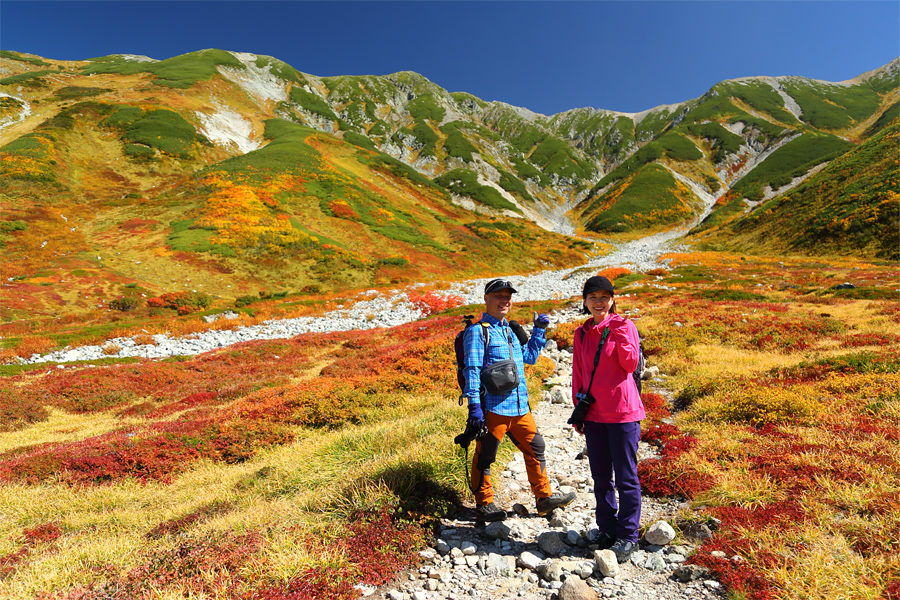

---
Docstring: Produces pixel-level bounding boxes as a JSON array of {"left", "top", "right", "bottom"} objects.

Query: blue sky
[{"left": 2, "top": 1, "right": 898, "bottom": 115}]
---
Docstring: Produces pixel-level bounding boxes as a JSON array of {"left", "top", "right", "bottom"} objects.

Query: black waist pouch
[{"left": 479, "top": 325, "right": 520, "bottom": 394}]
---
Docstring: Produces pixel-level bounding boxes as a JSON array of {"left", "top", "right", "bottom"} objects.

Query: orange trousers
[{"left": 470, "top": 411, "right": 552, "bottom": 505}]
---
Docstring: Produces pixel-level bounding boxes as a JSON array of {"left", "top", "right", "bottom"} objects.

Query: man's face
[{"left": 484, "top": 290, "right": 513, "bottom": 319}]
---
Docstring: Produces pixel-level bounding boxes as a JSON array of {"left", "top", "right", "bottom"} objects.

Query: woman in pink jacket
[{"left": 570, "top": 276, "right": 645, "bottom": 563}]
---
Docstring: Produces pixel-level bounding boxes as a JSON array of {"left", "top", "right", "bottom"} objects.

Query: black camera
[
  {"left": 454, "top": 421, "right": 487, "bottom": 449},
  {"left": 568, "top": 391, "right": 595, "bottom": 428}
]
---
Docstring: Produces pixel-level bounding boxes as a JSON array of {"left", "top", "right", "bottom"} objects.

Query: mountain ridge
[{"left": 1, "top": 49, "right": 896, "bottom": 324}]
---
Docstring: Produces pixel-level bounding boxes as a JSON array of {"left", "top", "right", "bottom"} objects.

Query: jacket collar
[{"left": 481, "top": 313, "right": 508, "bottom": 326}]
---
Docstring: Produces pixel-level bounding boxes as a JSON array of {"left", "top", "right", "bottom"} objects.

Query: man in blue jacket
[{"left": 462, "top": 278, "right": 576, "bottom": 522}]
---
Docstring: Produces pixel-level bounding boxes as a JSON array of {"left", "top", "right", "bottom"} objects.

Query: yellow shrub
[{"left": 720, "top": 387, "right": 822, "bottom": 426}]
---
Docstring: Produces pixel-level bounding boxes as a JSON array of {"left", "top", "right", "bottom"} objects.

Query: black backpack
[
  {"left": 577, "top": 324, "right": 645, "bottom": 395},
  {"left": 455, "top": 315, "right": 478, "bottom": 404}
]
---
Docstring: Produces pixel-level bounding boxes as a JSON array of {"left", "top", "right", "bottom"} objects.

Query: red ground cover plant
[
  {"left": 0, "top": 317, "right": 464, "bottom": 485},
  {"left": 637, "top": 392, "right": 715, "bottom": 499},
  {"left": 0, "top": 522, "right": 63, "bottom": 579},
  {"left": 406, "top": 290, "right": 464, "bottom": 316},
  {"left": 688, "top": 536, "right": 778, "bottom": 600},
  {"left": 252, "top": 506, "right": 426, "bottom": 600},
  {"left": 46, "top": 506, "right": 425, "bottom": 600}
]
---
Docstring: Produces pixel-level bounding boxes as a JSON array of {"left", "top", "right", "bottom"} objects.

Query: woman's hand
[{"left": 572, "top": 422, "right": 584, "bottom": 435}]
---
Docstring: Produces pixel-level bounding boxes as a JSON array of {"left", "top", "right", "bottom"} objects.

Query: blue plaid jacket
[{"left": 461, "top": 313, "right": 546, "bottom": 417}]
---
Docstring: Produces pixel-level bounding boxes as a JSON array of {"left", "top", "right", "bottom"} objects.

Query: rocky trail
[{"left": 366, "top": 317, "right": 724, "bottom": 600}]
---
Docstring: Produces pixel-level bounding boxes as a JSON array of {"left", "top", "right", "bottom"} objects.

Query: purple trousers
[{"left": 584, "top": 420, "right": 642, "bottom": 543}]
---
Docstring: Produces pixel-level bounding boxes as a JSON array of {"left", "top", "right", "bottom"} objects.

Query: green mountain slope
[
  {"left": 0, "top": 48, "right": 896, "bottom": 323},
  {"left": 689, "top": 119, "right": 899, "bottom": 260}
]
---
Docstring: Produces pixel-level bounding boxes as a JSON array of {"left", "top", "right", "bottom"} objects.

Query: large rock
[
  {"left": 558, "top": 576, "right": 597, "bottom": 600},
  {"left": 594, "top": 549, "right": 618, "bottom": 577},
  {"left": 538, "top": 530, "right": 568, "bottom": 556},
  {"left": 644, "top": 520, "right": 677, "bottom": 545}
]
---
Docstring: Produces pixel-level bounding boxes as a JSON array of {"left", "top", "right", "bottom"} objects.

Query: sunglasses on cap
[{"left": 484, "top": 279, "right": 518, "bottom": 294}]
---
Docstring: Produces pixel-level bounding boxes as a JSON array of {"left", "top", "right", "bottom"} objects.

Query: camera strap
[
  {"left": 582, "top": 326, "right": 611, "bottom": 395},
  {"left": 481, "top": 322, "right": 516, "bottom": 364}
]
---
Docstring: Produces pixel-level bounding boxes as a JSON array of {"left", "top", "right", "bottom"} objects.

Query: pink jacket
[{"left": 571, "top": 314, "right": 645, "bottom": 424}]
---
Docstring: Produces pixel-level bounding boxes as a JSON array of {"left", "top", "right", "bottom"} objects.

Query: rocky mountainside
[{"left": 0, "top": 49, "right": 897, "bottom": 320}]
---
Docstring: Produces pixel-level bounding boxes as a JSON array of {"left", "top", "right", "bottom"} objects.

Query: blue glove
[
  {"left": 533, "top": 311, "right": 550, "bottom": 329},
  {"left": 467, "top": 402, "right": 484, "bottom": 429}
]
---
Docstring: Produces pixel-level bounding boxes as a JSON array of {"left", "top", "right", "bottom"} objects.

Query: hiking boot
[
  {"left": 595, "top": 531, "right": 616, "bottom": 550},
  {"left": 475, "top": 503, "right": 507, "bottom": 522},
  {"left": 536, "top": 491, "right": 576, "bottom": 516},
  {"left": 610, "top": 539, "right": 636, "bottom": 563}
]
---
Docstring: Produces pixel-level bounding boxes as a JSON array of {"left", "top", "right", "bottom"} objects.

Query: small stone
[
  {"left": 644, "top": 520, "right": 677, "bottom": 546},
  {"left": 412, "top": 592, "right": 428, "bottom": 600},
  {"left": 645, "top": 553, "right": 666, "bottom": 571},
  {"left": 426, "top": 579, "right": 438, "bottom": 591},
  {"left": 460, "top": 541, "right": 477, "bottom": 555},
  {"left": 704, "top": 580, "right": 722, "bottom": 589},
  {"left": 557, "top": 576, "right": 595, "bottom": 600},
  {"left": 512, "top": 503, "right": 529, "bottom": 516},
  {"left": 387, "top": 590, "right": 406, "bottom": 600},
  {"left": 538, "top": 531, "right": 568, "bottom": 556},
  {"left": 485, "top": 520, "right": 511, "bottom": 540},
  {"left": 594, "top": 549, "right": 618, "bottom": 577},
  {"left": 536, "top": 559, "right": 563, "bottom": 582},
  {"left": 517, "top": 551, "right": 544, "bottom": 570}
]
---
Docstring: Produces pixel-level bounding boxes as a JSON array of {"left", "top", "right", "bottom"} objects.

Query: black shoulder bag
[{"left": 479, "top": 322, "right": 520, "bottom": 395}]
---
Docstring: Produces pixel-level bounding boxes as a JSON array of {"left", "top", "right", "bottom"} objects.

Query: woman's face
[{"left": 584, "top": 290, "right": 613, "bottom": 321}]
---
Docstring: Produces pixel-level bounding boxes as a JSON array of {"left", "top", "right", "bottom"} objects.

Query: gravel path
[{"left": 365, "top": 329, "right": 722, "bottom": 600}]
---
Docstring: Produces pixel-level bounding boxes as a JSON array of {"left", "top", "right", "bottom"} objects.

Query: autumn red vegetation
[{"left": 1, "top": 255, "right": 897, "bottom": 599}]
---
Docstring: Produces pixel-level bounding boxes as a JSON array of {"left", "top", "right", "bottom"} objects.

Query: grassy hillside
[
  {"left": 691, "top": 121, "right": 899, "bottom": 259},
  {"left": 1, "top": 256, "right": 897, "bottom": 599},
  {"left": 1, "top": 49, "right": 897, "bottom": 334},
  {"left": 581, "top": 164, "right": 701, "bottom": 233}
]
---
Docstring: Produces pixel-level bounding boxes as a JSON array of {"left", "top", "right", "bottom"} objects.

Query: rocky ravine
[
  {"left": 21, "top": 234, "right": 686, "bottom": 365},
  {"left": 366, "top": 317, "right": 726, "bottom": 600}
]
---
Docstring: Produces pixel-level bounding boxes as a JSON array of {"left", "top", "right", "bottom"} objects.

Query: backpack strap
[
  {"left": 480, "top": 321, "right": 515, "bottom": 366},
  {"left": 582, "top": 326, "right": 611, "bottom": 396}
]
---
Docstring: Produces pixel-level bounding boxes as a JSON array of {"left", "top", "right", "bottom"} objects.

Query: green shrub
[
  {"left": 657, "top": 133, "right": 702, "bottom": 161},
  {"left": 108, "top": 296, "right": 140, "bottom": 312},
  {"left": 686, "top": 122, "right": 744, "bottom": 163},
  {"left": 54, "top": 86, "right": 112, "bottom": 99},
  {"left": 0, "top": 70, "right": 55, "bottom": 86},
  {"left": 0, "top": 51, "right": 51, "bottom": 66},
  {"left": 782, "top": 81, "right": 882, "bottom": 130},
  {"left": 440, "top": 126, "right": 477, "bottom": 162},
  {"left": 377, "top": 256, "right": 409, "bottom": 267},
  {"left": 82, "top": 50, "right": 243, "bottom": 88},
  {"left": 585, "top": 164, "right": 695, "bottom": 232},
  {"left": 497, "top": 169, "right": 534, "bottom": 202},
  {"left": 103, "top": 106, "right": 207, "bottom": 158},
  {"left": 729, "top": 132, "right": 853, "bottom": 199},
  {"left": 434, "top": 169, "right": 522, "bottom": 213},
  {"left": 530, "top": 137, "right": 594, "bottom": 179},
  {"left": 511, "top": 157, "right": 549, "bottom": 186},
  {"left": 406, "top": 94, "right": 446, "bottom": 121},
  {"left": 124, "top": 144, "right": 155, "bottom": 159},
  {"left": 0, "top": 220, "right": 28, "bottom": 233},
  {"left": 343, "top": 132, "right": 377, "bottom": 151},
  {"left": 290, "top": 87, "right": 338, "bottom": 121}
]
